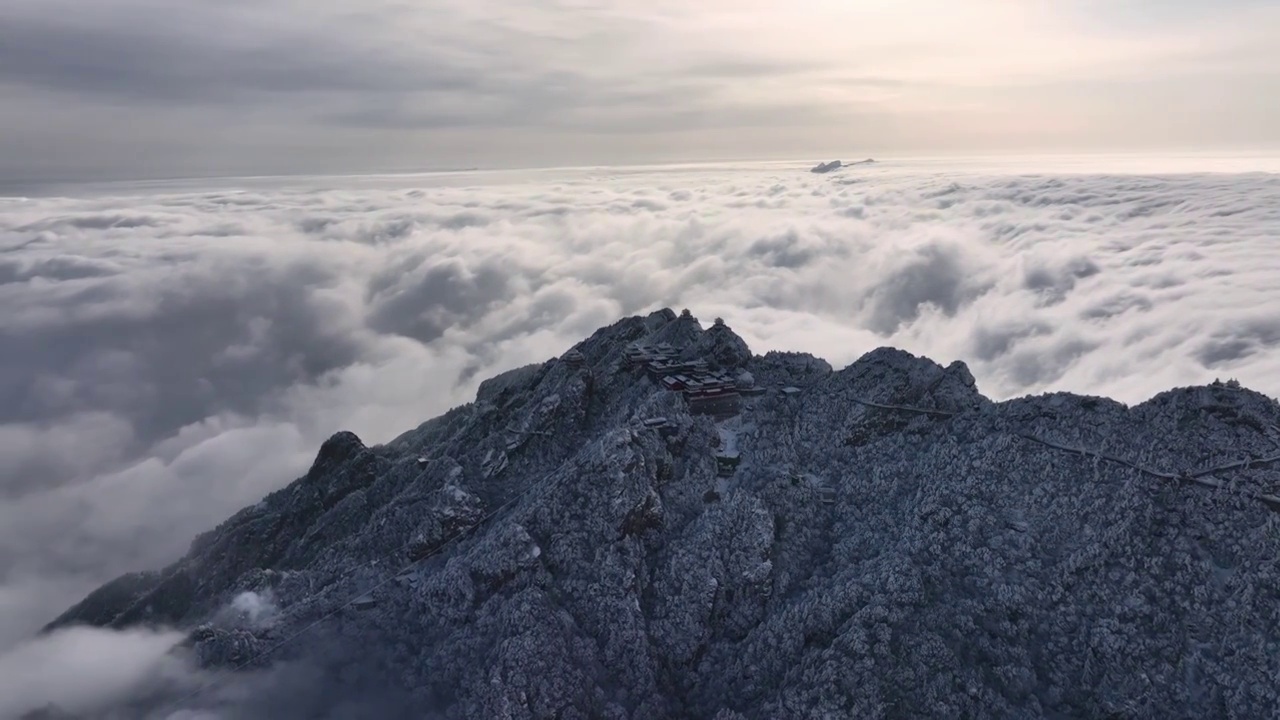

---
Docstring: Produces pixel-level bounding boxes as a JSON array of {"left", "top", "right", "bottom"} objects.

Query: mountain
[
  {"left": 810, "top": 159, "right": 874, "bottom": 174},
  {"left": 45, "top": 309, "right": 1280, "bottom": 718}
]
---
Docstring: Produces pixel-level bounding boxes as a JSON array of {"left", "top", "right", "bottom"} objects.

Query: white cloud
[
  {"left": 0, "top": 626, "right": 189, "bottom": 718},
  {"left": 228, "top": 591, "right": 280, "bottom": 629},
  {"left": 0, "top": 162, "right": 1278, "bottom": 712}
]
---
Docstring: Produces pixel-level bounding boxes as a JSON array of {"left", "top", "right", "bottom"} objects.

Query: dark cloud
[
  {"left": 971, "top": 322, "right": 1053, "bottom": 363},
  {"left": 1005, "top": 336, "right": 1100, "bottom": 387},
  {"left": 748, "top": 230, "right": 819, "bottom": 269},
  {"left": 366, "top": 257, "right": 516, "bottom": 343},
  {"left": 1022, "top": 255, "right": 1101, "bottom": 305},
  {"left": 0, "top": 2, "right": 480, "bottom": 105},
  {"left": 18, "top": 213, "right": 170, "bottom": 231},
  {"left": 0, "top": 0, "right": 852, "bottom": 146},
  {"left": 1196, "top": 318, "right": 1280, "bottom": 369},
  {"left": 862, "top": 242, "right": 993, "bottom": 335},
  {"left": 0, "top": 260, "right": 360, "bottom": 471},
  {"left": 1078, "top": 292, "right": 1153, "bottom": 320},
  {"left": 0, "top": 256, "right": 122, "bottom": 284},
  {"left": 0, "top": 413, "right": 134, "bottom": 499}
]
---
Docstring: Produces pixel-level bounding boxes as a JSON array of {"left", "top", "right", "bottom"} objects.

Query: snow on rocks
[{"left": 48, "top": 308, "right": 1280, "bottom": 720}]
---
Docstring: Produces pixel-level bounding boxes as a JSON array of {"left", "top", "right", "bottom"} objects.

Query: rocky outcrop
[
  {"left": 42, "top": 570, "right": 164, "bottom": 632},
  {"left": 689, "top": 318, "right": 752, "bottom": 370},
  {"left": 44, "top": 309, "right": 1280, "bottom": 719}
]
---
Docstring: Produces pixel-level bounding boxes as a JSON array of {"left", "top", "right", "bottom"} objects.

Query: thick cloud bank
[
  {"left": 0, "top": 626, "right": 188, "bottom": 718},
  {"left": 1, "top": 162, "right": 1278, "bottom": 714}
]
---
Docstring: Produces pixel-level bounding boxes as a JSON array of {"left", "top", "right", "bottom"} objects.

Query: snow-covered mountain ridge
[{"left": 45, "top": 309, "right": 1280, "bottom": 718}]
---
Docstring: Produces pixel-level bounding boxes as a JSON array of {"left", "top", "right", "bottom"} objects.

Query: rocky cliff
[{"left": 44, "top": 309, "right": 1280, "bottom": 719}]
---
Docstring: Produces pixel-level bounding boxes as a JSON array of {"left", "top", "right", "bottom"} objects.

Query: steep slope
[{"left": 45, "top": 310, "right": 1280, "bottom": 719}]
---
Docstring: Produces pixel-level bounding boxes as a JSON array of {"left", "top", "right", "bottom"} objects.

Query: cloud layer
[
  {"left": 1, "top": 162, "right": 1278, "bottom": 713},
  {"left": 0, "top": 626, "right": 189, "bottom": 719}
]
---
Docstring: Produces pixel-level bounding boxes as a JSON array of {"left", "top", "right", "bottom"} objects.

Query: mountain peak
[
  {"left": 310, "top": 430, "right": 367, "bottom": 474},
  {"left": 41, "top": 312, "right": 1280, "bottom": 719}
]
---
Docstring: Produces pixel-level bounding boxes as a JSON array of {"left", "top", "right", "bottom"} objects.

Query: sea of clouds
[{"left": 1, "top": 160, "right": 1279, "bottom": 715}]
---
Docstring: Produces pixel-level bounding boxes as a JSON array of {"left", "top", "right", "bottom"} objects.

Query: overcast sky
[{"left": 1, "top": 0, "right": 1278, "bottom": 180}]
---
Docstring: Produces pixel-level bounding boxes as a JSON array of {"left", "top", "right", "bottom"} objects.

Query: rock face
[
  {"left": 691, "top": 318, "right": 752, "bottom": 370},
  {"left": 46, "top": 310, "right": 1280, "bottom": 719}
]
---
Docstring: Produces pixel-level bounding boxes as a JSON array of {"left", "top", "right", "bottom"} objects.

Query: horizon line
[{"left": 5, "top": 146, "right": 1280, "bottom": 194}]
